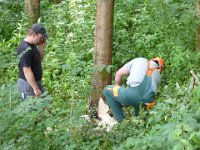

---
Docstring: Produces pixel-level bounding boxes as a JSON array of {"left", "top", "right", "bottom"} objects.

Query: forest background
[{"left": 0, "top": 0, "right": 200, "bottom": 149}]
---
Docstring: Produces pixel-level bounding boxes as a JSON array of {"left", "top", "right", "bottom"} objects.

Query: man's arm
[
  {"left": 23, "top": 67, "right": 41, "bottom": 96},
  {"left": 115, "top": 67, "right": 129, "bottom": 86}
]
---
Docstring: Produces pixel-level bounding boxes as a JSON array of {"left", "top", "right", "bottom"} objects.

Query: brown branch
[{"left": 190, "top": 70, "right": 200, "bottom": 85}]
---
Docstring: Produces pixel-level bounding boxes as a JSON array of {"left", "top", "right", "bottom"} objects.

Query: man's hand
[
  {"left": 38, "top": 38, "right": 46, "bottom": 60},
  {"left": 33, "top": 87, "right": 42, "bottom": 97},
  {"left": 23, "top": 67, "right": 41, "bottom": 97},
  {"left": 39, "top": 37, "right": 46, "bottom": 45}
]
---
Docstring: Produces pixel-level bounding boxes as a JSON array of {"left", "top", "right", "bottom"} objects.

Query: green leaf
[
  {"left": 99, "top": 64, "right": 106, "bottom": 73},
  {"left": 189, "top": 132, "right": 196, "bottom": 140},
  {"left": 173, "top": 142, "right": 184, "bottom": 150},
  {"left": 8, "top": 138, "right": 15, "bottom": 144},
  {"left": 192, "top": 132, "right": 200, "bottom": 146},
  {"left": 125, "top": 137, "right": 134, "bottom": 147},
  {"left": 180, "top": 139, "right": 193, "bottom": 150},
  {"left": 182, "top": 124, "right": 193, "bottom": 133},
  {"left": 192, "top": 137, "right": 200, "bottom": 146},
  {"left": 106, "top": 65, "right": 113, "bottom": 74}
]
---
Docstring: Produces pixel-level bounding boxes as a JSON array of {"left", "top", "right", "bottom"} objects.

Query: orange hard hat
[{"left": 152, "top": 57, "right": 164, "bottom": 71}]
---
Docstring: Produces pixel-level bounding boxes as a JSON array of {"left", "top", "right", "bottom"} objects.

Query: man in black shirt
[{"left": 17, "top": 23, "right": 48, "bottom": 99}]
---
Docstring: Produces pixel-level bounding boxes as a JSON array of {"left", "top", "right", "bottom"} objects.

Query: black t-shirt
[{"left": 17, "top": 40, "right": 42, "bottom": 81}]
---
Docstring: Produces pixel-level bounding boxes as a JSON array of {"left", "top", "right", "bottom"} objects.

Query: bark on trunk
[
  {"left": 24, "top": 0, "right": 40, "bottom": 25},
  {"left": 196, "top": 0, "right": 200, "bottom": 51},
  {"left": 89, "top": 0, "right": 114, "bottom": 117},
  {"left": 52, "top": 0, "right": 62, "bottom": 4}
]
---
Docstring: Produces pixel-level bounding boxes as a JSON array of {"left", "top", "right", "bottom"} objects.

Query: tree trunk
[
  {"left": 52, "top": 0, "right": 62, "bottom": 4},
  {"left": 24, "top": 0, "right": 40, "bottom": 25},
  {"left": 196, "top": 0, "right": 200, "bottom": 51},
  {"left": 89, "top": 0, "right": 114, "bottom": 117}
]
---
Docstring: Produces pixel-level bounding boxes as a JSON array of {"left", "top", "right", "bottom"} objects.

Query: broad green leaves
[{"left": 0, "top": 0, "right": 200, "bottom": 149}]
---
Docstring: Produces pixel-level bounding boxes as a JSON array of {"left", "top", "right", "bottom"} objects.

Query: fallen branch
[{"left": 190, "top": 70, "right": 200, "bottom": 85}]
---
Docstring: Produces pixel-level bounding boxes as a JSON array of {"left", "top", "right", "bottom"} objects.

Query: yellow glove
[{"left": 113, "top": 85, "right": 120, "bottom": 97}]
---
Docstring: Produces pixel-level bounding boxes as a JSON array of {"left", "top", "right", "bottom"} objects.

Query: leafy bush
[
  {"left": 0, "top": 0, "right": 24, "bottom": 40},
  {"left": 0, "top": 0, "right": 200, "bottom": 149}
]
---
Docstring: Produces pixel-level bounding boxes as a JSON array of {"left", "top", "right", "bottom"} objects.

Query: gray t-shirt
[{"left": 123, "top": 57, "right": 161, "bottom": 93}]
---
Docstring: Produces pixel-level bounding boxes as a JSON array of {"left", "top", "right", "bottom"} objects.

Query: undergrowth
[{"left": 0, "top": 0, "right": 200, "bottom": 149}]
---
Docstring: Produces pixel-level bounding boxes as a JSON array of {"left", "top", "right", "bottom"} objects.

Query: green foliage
[
  {"left": 0, "top": 0, "right": 200, "bottom": 149},
  {"left": 0, "top": 0, "right": 24, "bottom": 40},
  {"left": 113, "top": 0, "right": 199, "bottom": 83}
]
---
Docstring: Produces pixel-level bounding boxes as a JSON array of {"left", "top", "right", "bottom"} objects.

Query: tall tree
[
  {"left": 24, "top": 0, "right": 40, "bottom": 25},
  {"left": 196, "top": 0, "right": 200, "bottom": 51},
  {"left": 89, "top": 0, "right": 114, "bottom": 116},
  {"left": 51, "top": 0, "right": 62, "bottom": 4}
]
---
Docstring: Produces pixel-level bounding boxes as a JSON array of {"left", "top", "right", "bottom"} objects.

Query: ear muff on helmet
[{"left": 152, "top": 57, "right": 164, "bottom": 71}]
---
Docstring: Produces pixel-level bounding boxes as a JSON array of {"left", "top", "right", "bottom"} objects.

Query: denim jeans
[{"left": 17, "top": 78, "right": 45, "bottom": 99}]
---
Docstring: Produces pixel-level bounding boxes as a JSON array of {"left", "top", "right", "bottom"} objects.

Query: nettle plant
[{"left": 0, "top": 0, "right": 200, "bottom": 149}]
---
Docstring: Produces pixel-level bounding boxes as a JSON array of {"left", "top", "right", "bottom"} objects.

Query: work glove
[{"left": 145, "top": 101, "right": 156, "bottom": 109}]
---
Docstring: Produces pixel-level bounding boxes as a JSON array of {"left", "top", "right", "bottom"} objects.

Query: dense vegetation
[{"left": 0, "top": 0, "right": 200, "bottom": 149}]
